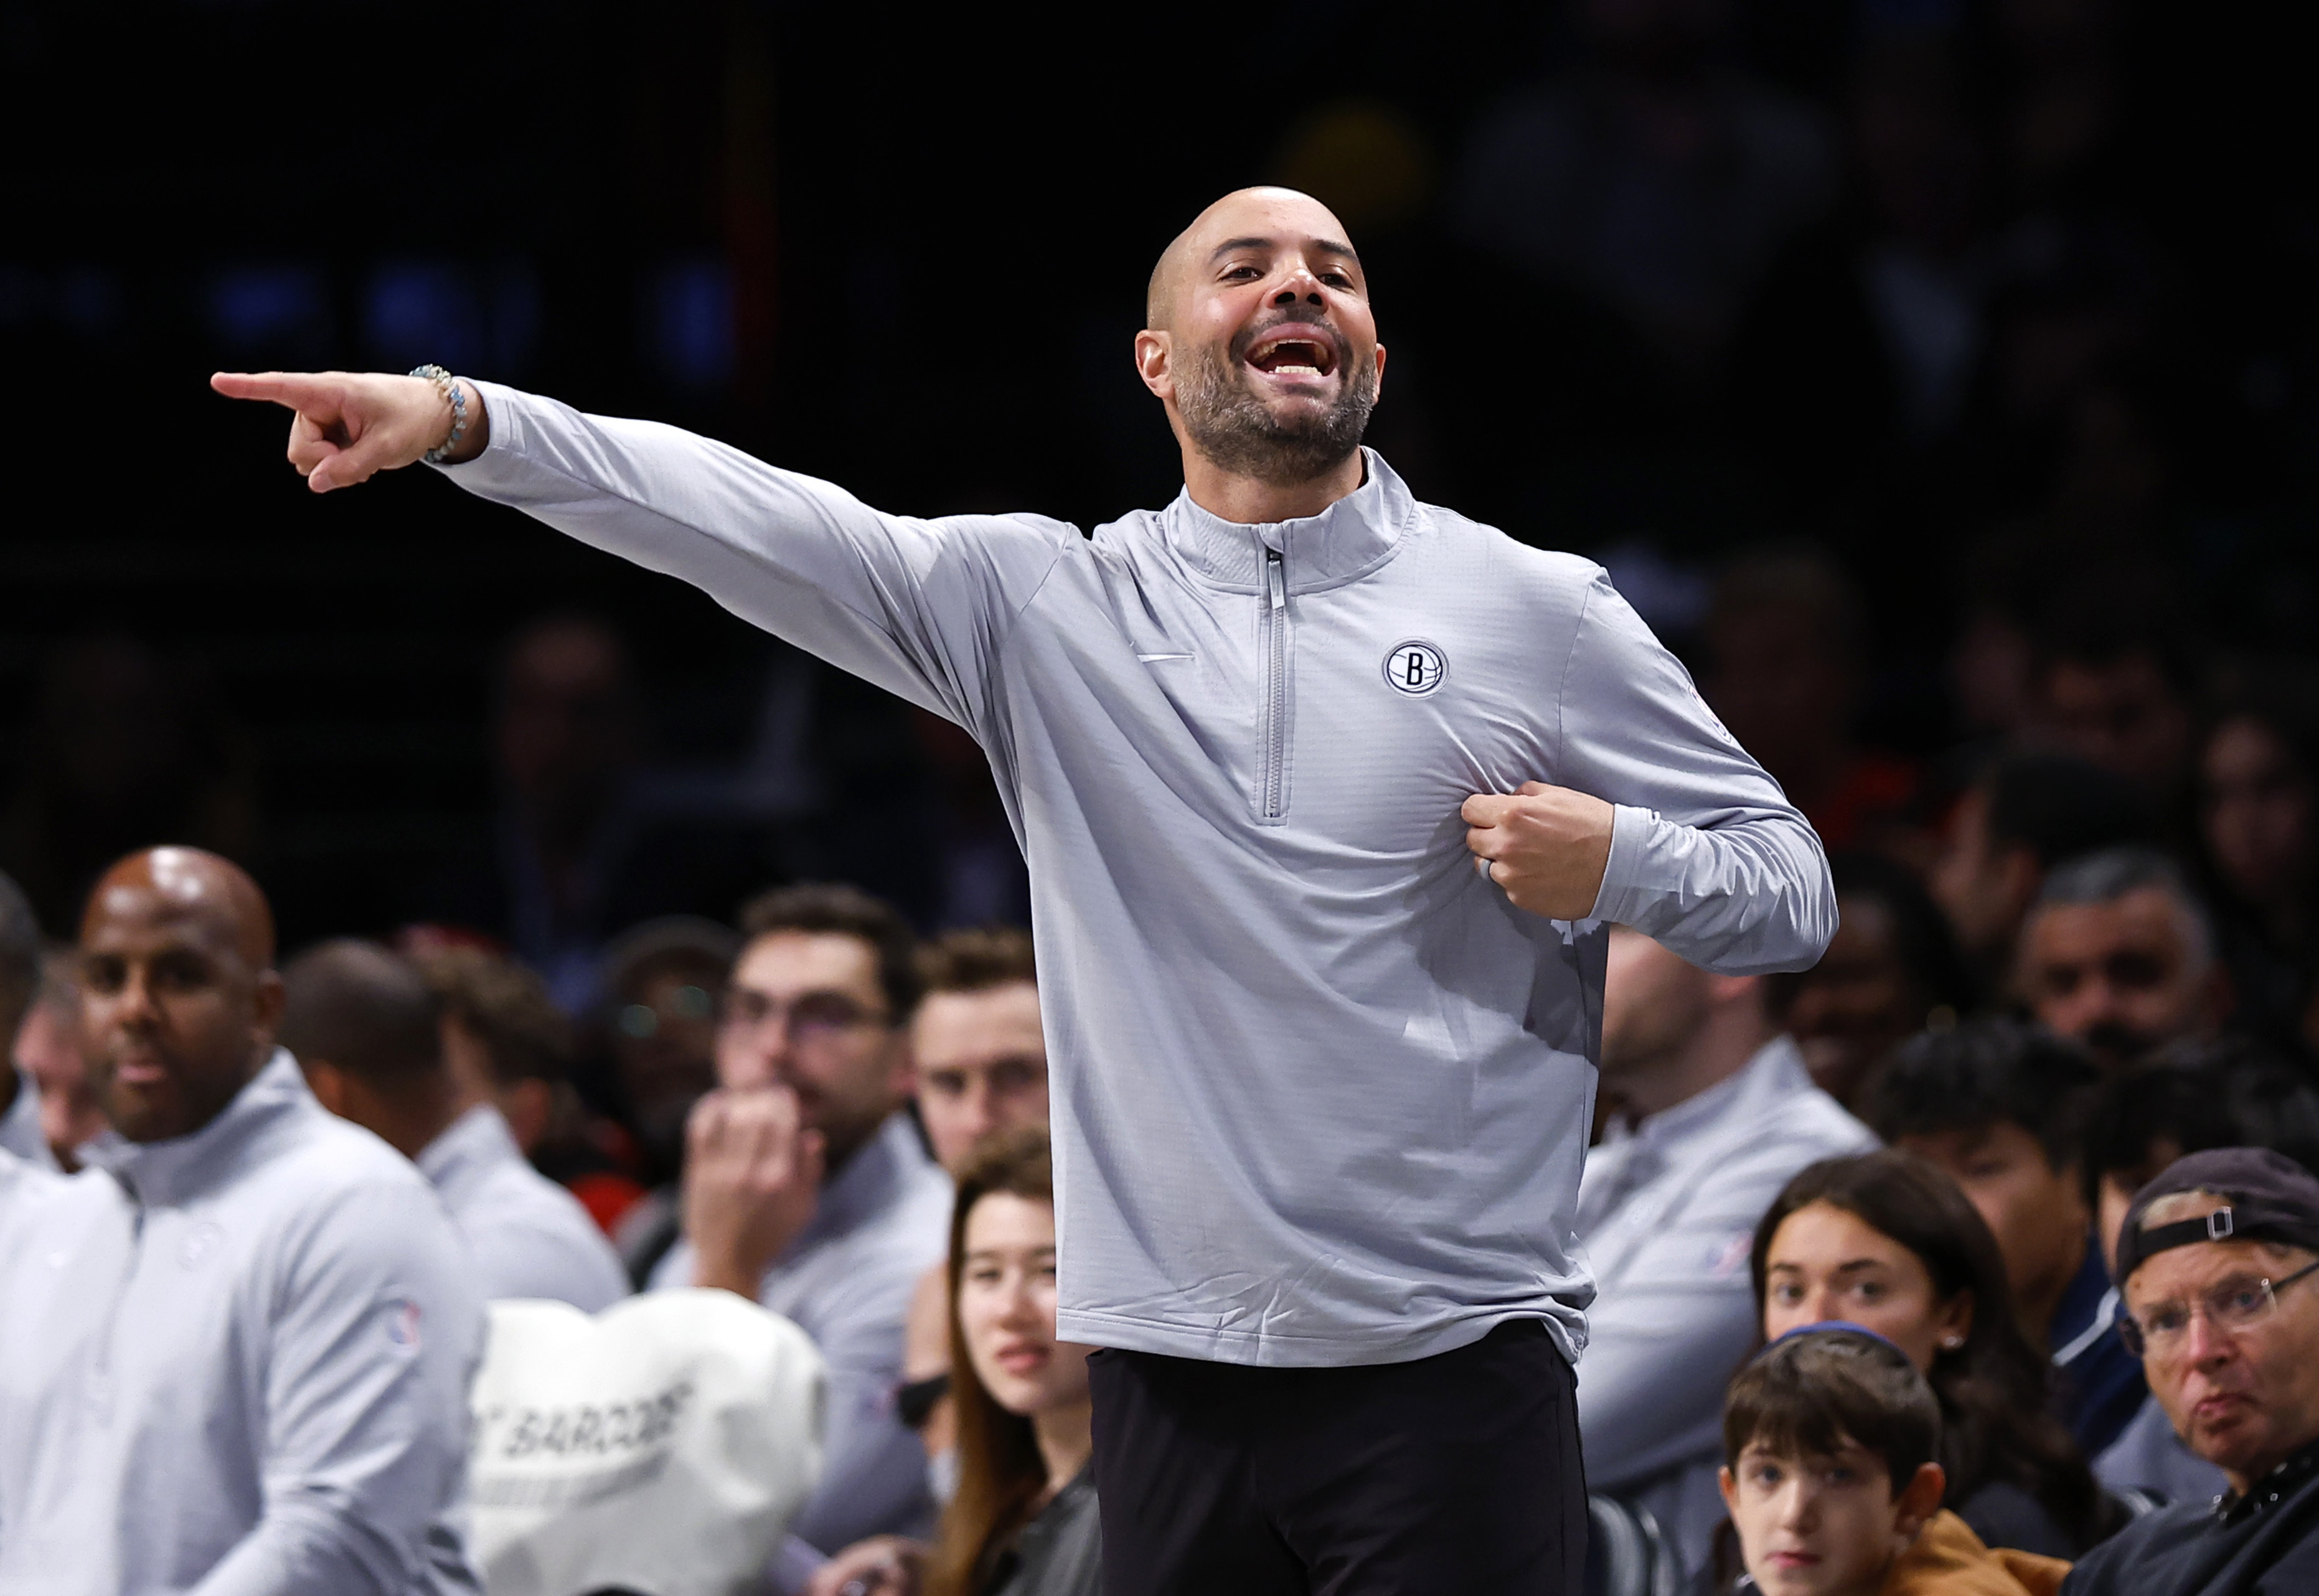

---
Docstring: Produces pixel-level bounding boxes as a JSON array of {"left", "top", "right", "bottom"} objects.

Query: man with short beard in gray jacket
[
  {"left": 0, "top": 848, "right": 481, "bottom": 1596},
  {"left": 219, "top": 185, "right": 1833, "bottom": 1595}
]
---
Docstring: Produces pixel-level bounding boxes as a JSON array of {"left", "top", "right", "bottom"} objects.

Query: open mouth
[{"left": 1244, "top": 324, "right": 1340, "bottom": 381}]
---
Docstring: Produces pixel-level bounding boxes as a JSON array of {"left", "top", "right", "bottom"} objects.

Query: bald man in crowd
[
  {"left": 218, "top": 185, "right": 1834, "bottom": 1593},
  {"left": 0, "top": 848, "right": 482, "bottom": 1595},
  {"left": 281, "top": 938, "right": 628, "bottom": 1312}
]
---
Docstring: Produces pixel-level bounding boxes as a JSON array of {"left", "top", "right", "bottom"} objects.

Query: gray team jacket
[
  {"left": 446, "top": 385, "right": 1835, "bottom": 1368},
  {"left": 0, "top": 1051, "right": 482, "bottom": 1595}
]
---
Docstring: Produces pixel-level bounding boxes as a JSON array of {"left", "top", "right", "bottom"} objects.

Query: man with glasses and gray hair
[
  {"left": 652, "top": 883, "right": 953, "bottom": 1582},
  {"left": 2064, "top": 1147, "right": 2319, "bottom": 1592}
]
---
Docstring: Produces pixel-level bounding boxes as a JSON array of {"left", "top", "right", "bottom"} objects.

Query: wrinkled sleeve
[
  {"left": 1558, "top": 572, "right": 1835, "bottom": 974},
  {"left": 190, "top": 1183, "right": 483, "bottom": 1596},
  {"left": 438, "top": 383, "right": 1074, "bottom": 746}
]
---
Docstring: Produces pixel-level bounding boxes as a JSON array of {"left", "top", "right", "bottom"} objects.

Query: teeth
[{"left": 1272, "top": 364, "right": 1322, "bottom": 376}]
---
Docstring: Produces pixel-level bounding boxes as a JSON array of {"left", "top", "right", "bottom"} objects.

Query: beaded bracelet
[{"left": 410, "top": 364, "right": 468, "bottom": 464}]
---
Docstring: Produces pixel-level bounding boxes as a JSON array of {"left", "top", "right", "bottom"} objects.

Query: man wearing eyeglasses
[
  {"left": 2064, "top": 1147, "right": 2319, "bottom": 1594},
  {"left": 651, "top": 882, "right": 953, "bottom": 1579}
]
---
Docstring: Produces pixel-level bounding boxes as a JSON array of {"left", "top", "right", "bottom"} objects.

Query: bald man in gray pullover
[{"left": 220, "top": 186, "right": 1834, "bottom": 1595}]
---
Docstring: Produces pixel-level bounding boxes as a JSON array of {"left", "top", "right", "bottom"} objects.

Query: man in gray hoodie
[
  {"left": 0, "top": 848, "right": 482, "bottom": 1595},
  {"left": 217, "top": 185, "right": 1834, "bottom": 1594}
]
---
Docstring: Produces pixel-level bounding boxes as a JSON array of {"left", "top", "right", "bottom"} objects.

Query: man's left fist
[{"left": 1462, "top": 782, "right": 1615, "bottom": 920}]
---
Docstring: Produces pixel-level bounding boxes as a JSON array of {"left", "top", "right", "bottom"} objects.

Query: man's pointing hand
[
  {"left": 1463, "top": 782, "right": 1615, "bottom": 920},
  {"left": 209, "top": 370, "right": 488, "bottom": 492}
]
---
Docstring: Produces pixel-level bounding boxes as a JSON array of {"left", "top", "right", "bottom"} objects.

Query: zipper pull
[{"left": 1267, "top": 550, "right": 1286, "bottom": 610}]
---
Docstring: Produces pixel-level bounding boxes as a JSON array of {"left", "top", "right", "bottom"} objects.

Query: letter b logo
[{"left": 1383, "top": 640, "right": 1447, "bottom": 697}]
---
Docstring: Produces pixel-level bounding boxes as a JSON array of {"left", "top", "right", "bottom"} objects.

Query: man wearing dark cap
[
  {"left": 2064, "top": 1148, "right": 2319, "bottom": 1594},
  {"left": 0, "top": 848, "right": 483, "bottom": 1595}
]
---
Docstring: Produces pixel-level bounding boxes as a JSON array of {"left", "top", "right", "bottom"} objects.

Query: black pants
[{"left": 1088, "top": 1320, "right": 1587, "bottom": 1596}]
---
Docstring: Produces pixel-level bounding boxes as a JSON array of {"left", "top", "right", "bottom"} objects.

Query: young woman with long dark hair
[
  {"left": 1751, "top": 1150, "right": 2123, "bottom": 1560},
  {"left": 809, "top": 1127, "right": 1097, "bottom": 1596}
]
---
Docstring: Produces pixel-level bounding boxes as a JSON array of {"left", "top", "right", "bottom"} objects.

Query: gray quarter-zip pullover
[
  {"left": 0, "top": 1051, "right": 483, "bottom": 1595},
  {"left": 416, "top": 1102, "right": 629, "bottom": 1312},
  {"left": 444, "top": 385, "right": 1835, "bottom": 1369}
]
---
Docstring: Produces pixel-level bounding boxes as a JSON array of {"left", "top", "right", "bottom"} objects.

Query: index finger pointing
[{"left": 210, "top": 370, "right": 341, "bottom": 411}]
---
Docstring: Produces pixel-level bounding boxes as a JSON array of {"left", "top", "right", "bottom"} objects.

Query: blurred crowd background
[{"left": 2, "top": 0, "right": 2313, "bottom": 1035}]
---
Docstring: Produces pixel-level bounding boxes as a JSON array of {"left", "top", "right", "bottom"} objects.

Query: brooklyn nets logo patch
[{"left": 1382, "top": 639, "right": 1448, "bottom": 697}]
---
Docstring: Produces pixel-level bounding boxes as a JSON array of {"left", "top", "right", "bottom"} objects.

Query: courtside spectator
[
  {"left": 2077, "top": 1047, "right": 2319, "bottom": 1503},
  {"left": 282, "top": 937, "right": 628, "bottom": 1312},
  {"left": 2018, "top": 849, "right": 2231, "bottom": 1066},
  {"left": 657, "top": 883, "right": 953, "bottom": 1570},
  {"left": 597, "top": 915, "right": 741, "bottom": 1280},
  {"left": 12, "top": 946, "right": 107, "bottom": 1168},
  {"left": 1718, "top": 1327, "right": 2069, "bottom": 1596},
  {"left": 1789, "top": 853, "right": 1976, "bottom": 1109},
  {"left": 0, "top": 848, "right": 481, "bottom": 1594},
  {"left": 1578, "top": 926, "right": 1877, "bottom": 1572},
  {"left": 2196, "top": 687, "right": 2319, "bottom": 1049},
  {"left": 0, "top": 869, "right": 52, "bottom": 1173},
  {"left": 412, "top": 941, "right": 574, "bottom": 1158},
  {"left": 913, "top": 927, "right": 1047, "bottom": 1172},
  {"left": 811, "top": 1128, "right": 1098, "bottom": 1596},
  {"left": 413, "top": 937, "right": 653, "bottom": 1242},
  {"left": 1929, "top": 753, "right": 2152, "bottom": 1000},
  {"left": 903, "top": 926, "right": 1051, "bottom": 1470},
  {"left": 2063, "top": 1150, "right": 2319, "bottom": 1593},
  {"left": 1861, "top": 1021, "right": 2140, "bottom": 1454},
  {"left": 1757, "top": 1153, "right": 2120, "bottom": 1557}
]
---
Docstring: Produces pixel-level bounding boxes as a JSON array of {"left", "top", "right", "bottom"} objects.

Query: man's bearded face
[{"left": 1174, "top": 307, "right": 1378, "bottom": 488}]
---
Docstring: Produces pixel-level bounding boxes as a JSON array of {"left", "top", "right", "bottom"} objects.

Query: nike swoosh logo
[{"left": 1137, "top": 652, "right": 1195, "bottom": 663}]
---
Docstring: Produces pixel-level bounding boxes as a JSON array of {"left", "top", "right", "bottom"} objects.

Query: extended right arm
[{"left": 212, "top": 372, "right": 1073, "bottom": 737}]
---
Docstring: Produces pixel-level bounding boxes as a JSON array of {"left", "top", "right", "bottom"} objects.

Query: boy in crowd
[
  {"left": 1720, "top": 1326, "right": 2068, "bottom": 1596},
  {"left": 1860, "top": 1019, "right": 2142, "bottom": 1455}
]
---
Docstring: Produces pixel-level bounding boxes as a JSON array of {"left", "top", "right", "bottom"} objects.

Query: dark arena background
[{"left": 0, "top": 0, "right": 2311, "bottom": 957}]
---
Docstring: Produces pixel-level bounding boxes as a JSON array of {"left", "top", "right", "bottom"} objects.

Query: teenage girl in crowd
[{"left": 1750, "top": 1152, "right": 2125, "bottom": 1560}]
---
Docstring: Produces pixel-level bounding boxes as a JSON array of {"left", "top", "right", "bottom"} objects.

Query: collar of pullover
[
  {"left": 418, "top": 1102, "right": 522, "bottom": 1208},
  {"left": 784, "top": 1110, "right": 931, "bottom": 1258},
  {"left": 83, "top": 1048, "right": 308, "bottom": 1208},
  {"left": 1159, "top": 448, "right": 1414, "bottom": 593}
]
